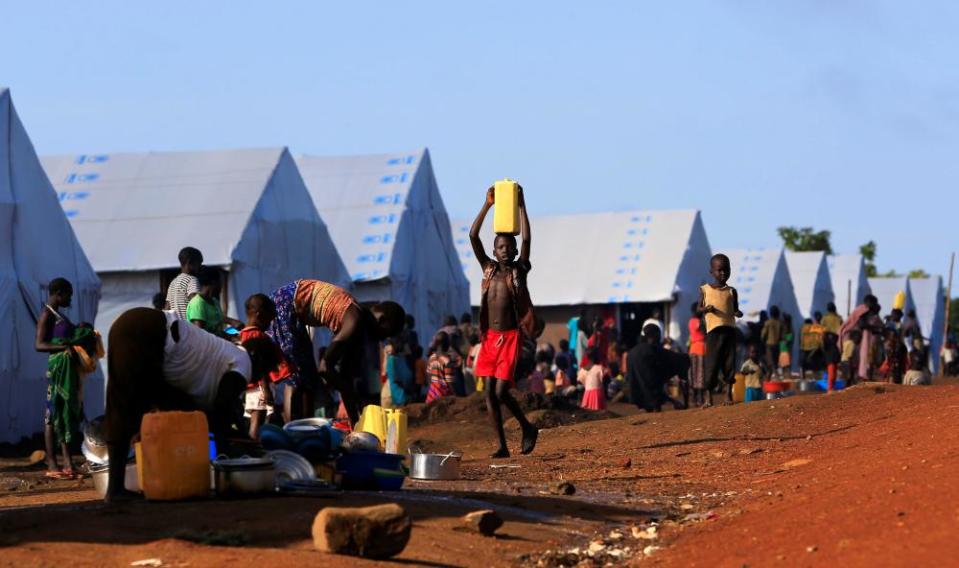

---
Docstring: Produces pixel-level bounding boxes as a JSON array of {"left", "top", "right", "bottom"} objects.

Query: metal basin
[
  {"left": 213, "top": 456, "right": 276, "bottom": 497},
  {"left": 409, "top": 451, "right": 462, "bottom": 481},
  {"left": 90, "top": 463, "right": 140, "bottom": 498}
]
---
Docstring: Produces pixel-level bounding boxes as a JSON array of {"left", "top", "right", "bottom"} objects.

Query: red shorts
[{"left": 475, "top": 329, "right": 520, "bottom": 382}]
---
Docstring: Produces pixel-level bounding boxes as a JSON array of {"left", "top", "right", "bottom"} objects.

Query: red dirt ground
[{"left": 1, "top": 381, "right": 957, "bottom": 567}]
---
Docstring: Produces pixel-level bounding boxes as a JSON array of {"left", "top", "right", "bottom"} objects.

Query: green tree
[
  {"left": 860, "top": 241, "right": 878, "bottom": 277},
  {"left": 908, "top": 269, "right": 930, "bottom": 279},
  {"left": 777, "top": 226, "right": 833, "bottom": 254}
]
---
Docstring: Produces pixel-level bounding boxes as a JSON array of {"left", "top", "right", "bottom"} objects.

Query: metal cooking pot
[
  {"left": 213, "top": 456, "right": 276, "bottom": 497},
  {"left": 409, "top": 451, "right": 462, "bottom": 481},
  {"left": 90, "top": 463, "right": 140, "bottom": 498},
  {"left": 796, "top": 380, "right": 815, "bottom": 393}
]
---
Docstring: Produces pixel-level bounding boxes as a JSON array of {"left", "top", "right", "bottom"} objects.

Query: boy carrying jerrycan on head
[{"left": 469, "top": 179, "right": 540, "bottom": 459}]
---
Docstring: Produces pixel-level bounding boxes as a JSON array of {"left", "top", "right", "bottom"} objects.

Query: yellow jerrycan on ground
[
  {"left": 732, "top": 373, "right": 746, "bottom": 403},
  {"left": 384, "top": 409, "right": 408, "bottom": 455},
  {"left": 493, "top": 179, "right": 520, "bottom": 235},
  {"left": 893, "top": 290, "right": 906, "bottom": 311},
  {"left": 135, "top": 411, "right": 210, "bottom": 501},
  {"left": 358, "top": 404, "right": 387, "bottom": 445}
]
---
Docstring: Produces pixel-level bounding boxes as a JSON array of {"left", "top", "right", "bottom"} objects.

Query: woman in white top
[{"left": 102, "top": 307, "right": 278, "bottom": 503}]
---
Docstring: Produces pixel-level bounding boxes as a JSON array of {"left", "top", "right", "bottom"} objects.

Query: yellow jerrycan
[
  {"left": 136, "top": 411, "right": 210, "bottom": 501},
  {"left": 358, "top": 404, "right": 387, "bottom": 445},
  {"left": 493, "top": 179, "right": 520, "bottom": 235},
  {"left": 384, "top": 409, "right": 408, "bottom": 455},
  {"left": 732, "top": 373, "right": 746, "bottom": 403},
  {"left": 893, "top": 290, "right": 906, "bottom": 311}
]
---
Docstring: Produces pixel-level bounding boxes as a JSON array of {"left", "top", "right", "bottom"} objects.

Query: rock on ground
[
  {"left": 463, "top": 509, "right": 503, "bottom": 536},
  {"left": 312, "top": 503, "right": 412, "bottom": 559}
]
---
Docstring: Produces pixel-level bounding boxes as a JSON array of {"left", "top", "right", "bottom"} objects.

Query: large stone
[
  {"left": 463, "top": 509, "right": 503, "bottom": 536},
  {"left": 312, "top": 503, "right": 412, "bottom": 559}
]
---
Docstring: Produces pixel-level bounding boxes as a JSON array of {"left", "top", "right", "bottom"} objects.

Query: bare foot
[
  {"left": 490, "top": 447, "right": 510, "bottom": 459},
  {"left": 521, "top": 427, "right": 538, "bottom": 455},
  {"left": 104, "top": 489, "right": 140, "bottom": 504},
  {"left": 701, "top": 402, "right": 713, "bottom": 409}
]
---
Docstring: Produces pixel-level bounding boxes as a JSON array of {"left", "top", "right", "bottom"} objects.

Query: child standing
[
  {"left": 469, "top": 185, "right": 539, "bottom": 458},
  {"left": 740, "top": 343, "right": 768, "bottom": 402},
  {"left": 761, "top": 306, "right": 784, "bottom": 374},
  {"left": 778, "top": 314, "right": 794, "bottom": 378},
  {"left": 579, "top": 348, "right": 607, "bottom": 411},
  {"left": 698, "top": 254, "right": 743, "bottom": 407},
  {"left": 186, "top": 268, "right": 229, "bottom": 335},
  {"left": 822, "top": 332, "right": 841, "bottom": 392},
  {"left": 165, "top": 247, "right": 203, "bottom": 320},
  {"left": 840, "top": 329, "right": 861, "bottom": 384},
  {"left": 687, "top": 302, "right": 707, "bottom": 407},
  {"left": 426, "top": 332, "right": 460, "bottom": 404},
  {"left": 239, "top": 294, "right": 293, "bottom": 432}
]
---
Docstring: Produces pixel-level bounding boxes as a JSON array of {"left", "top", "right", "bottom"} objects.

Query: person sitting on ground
[
  {"left": 606, "top": 361, "right": 627, "bottom": 403},
  {"left": 903, "top": 349, "right": 931, "bottom": 386},
  {"left": 627, "top": 324, "right": 670, "bottom": 412},
  {"left": 165, "top": 246, "right": 203, "bottom": 320},
  {"left": 151, "top": 292, "right": 167, "bottom": 311},
  {"left": 470, "top": 185, "right": 540, "bottom": 458},
  {"left": 740, "top": 343, "right": 769, "bottom": 402},
  {"left": 579, "top": 347, "right": 607, "bottom": 411},
  {"left": 426, "top": 332, "right": 459, "bottom": 403},
  {"left": 186, "top": 267, "right": 242, "bottom": 336},
  {"left": 102, "top": 307, "right": 279, "bottom": 502},
  {"left": 239, "top": 294, "right": 294, "bottom": 432},
  {"left": 267, "top": 278, "right": 405, "bottom": 423},
  {"left": 553, "top": 353, "right": 575, "bottom": 397},
  {"left": 699, "top": 253, "right": 743, "bottom": 407}
]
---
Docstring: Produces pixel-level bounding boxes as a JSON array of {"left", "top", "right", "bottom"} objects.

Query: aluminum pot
[
  {"left": 213, "top": 456, "right": 276, "bottom": 497},
  {"left": 90, "top": 463, "right": 140, "bottom": 498},
  {"left": 409, "top": 451, "right": 462, "bottom": 481},
  {"left": 796, "top": 380, "right": 815, "bottom": 393}
]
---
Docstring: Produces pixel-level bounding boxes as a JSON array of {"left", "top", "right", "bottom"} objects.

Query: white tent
[
  {"left": 724, "top": 248, "right": 802, "bottom": 323},
  {"left": 828, "top": 254, "right": 872, "bottom": 317},
  {"left": 41, "top": 147, "right": 350, "bottom": 357},
  {"left": 867, "top": 276, "right": 915, "bottom": 316},
  {"left": 908, "top": 276, "right": 945, "bottom": 372},
  {"left": 784, "top": 251, "right": 835, "bottom": 320},
  {"left": 296, "top": 149, "right": 469, "bottom": 337},
  {"left": 453, "top": 209, "right": 712, "bottom": 342},
  {"left": 1, "top": 88, "right": 101, "bottom": 443}
]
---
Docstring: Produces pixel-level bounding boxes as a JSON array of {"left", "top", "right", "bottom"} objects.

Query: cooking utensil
[
  {"left": 265, "top": 450, "right": 316, "bottom": 484},
  {"left": 409, "top": 450, "right": 462, "bottom": 481},
  {"left": 212, "top": 456, "right": 276, "bottom": 497},
  {"left": 342, "top": 431, "right": 381, "bottom": 452},
  {"left": 90, "top": 463, "right": 140, "bottom": 498}
]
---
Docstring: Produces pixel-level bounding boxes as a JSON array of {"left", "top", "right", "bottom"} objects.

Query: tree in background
[
  {"left": 908, "top": 269, "right": 931, "bottom": 279},
  {"left": 778, "top": 226, "right": 833, "bottom": 254},
  {"left": 860, "top": 241, "right": 878, "bottom": 277}
]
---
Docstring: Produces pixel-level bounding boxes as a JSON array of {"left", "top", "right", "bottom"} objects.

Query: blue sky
[{"left": 3, "top": 1, "right": 957, "bottom": 277}]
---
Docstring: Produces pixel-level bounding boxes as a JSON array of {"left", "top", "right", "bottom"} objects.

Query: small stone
[
  {"left": 313, "top": 503, "right": 412, "bottom": 559},
  {"left": 130, "top": 561, "right": 163, "bottom": 568},
  {"left": 463, "top": 510, "right": 503, "bottom": 536},
  {"left": 552, "top": 481, "right": 576, "bottom": 495},
  {"left": 28, "top": 450, "right": 46, "bottom": 466},
  {"left": 739, "top": 448, "right": 762, "bottom": 455},
  {"left": 710, "top": 450, "right": 726, "bottom": 459},
  {"left": 620, "top": 458, "right": 632, "bottom": 469},
  {"left": 608, "top": 530, "right": 624, "bottom": 541},
  {"left": 588, "top": 541, "right": 605, "bottom": 554},
  {"left": 643, "top": 545, "right": 662, "bottom": 556},
  {"left": 681, "top": 503, "right": 695, "bottom": 510},
  {"left": 806, "top": 546, "right": 818, "bottom": 553}
]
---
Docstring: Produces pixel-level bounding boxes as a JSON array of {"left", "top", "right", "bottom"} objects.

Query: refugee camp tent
[
  {"left": 724, "top": 248, "right": 802, "bottom": 323},
  {"left": 867, "top": 276, "right": 915, "bottom": 316},
  {"left": 828, "top": 254, "right": 872, "bottom": 317},
  {"left": 1, "top": 88, "right": 101, "bottom": 443},
  {"left": 41, "top": 147, "right": 350, "bottom": 359},
  {"left": 453, "top": 209, "right": 712, "bottom": 346},
  {"left": 908, "top": 276, "right": 945, "bottom": 372},
  {"left": 296, "top": 149, "right": 469, "bottom": 337},
  {"left": 784, "top": 251, "right": 835, "bottom": 320}
]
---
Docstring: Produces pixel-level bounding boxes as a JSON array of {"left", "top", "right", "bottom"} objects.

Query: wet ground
[{"left": 2, "top": 382, "right": 958, "bottom": 566}]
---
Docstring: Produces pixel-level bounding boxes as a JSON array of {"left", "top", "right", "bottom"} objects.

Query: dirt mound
[{"left": 406, "top": 392, "right": 614, "bottom": 429}]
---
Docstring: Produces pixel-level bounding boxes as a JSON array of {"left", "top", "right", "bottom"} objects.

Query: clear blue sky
[{"left": 3, "top": 2, "right": 957, "bottom": 278}]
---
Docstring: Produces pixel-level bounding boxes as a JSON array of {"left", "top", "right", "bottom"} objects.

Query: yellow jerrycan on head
[
  {"left": 493, "top": 179, "right": 520, "bottom": 235},
  {"left": 893, "top": 290, "right": 906, "bottom": 311},
  {"left": 135, "top": 411, "right": 211, "bottom": 501}
]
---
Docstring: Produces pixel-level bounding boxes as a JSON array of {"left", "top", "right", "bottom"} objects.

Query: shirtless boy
[{"left": 470, "top": 186, "right": 539, "bottom": 458}]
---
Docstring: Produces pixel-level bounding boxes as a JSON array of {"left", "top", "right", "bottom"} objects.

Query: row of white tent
[
  {"left": 451, "top": 215, "right": 947, "bottom": 372},
  {"left": 0, "top": 88, "right": 469, "bottom": 443},
  {"left": 0, "top": 85, "right": 949, "bottom": 442}
]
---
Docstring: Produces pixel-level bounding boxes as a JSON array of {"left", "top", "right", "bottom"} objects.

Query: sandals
[{"left": 44, "top": 468, "right": 80, "bottom": 480}]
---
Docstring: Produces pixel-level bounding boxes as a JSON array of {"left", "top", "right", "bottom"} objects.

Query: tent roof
[
  {"left": 296, "top": 149, "right": 428, "bottom": 283},
  {"left": 783, "top": 251, "right": 834, "bottom": 319},
  {"left": 907, "top": 276, "right": 944, "bottom": 340},
  {"left": 453, "top": 209, "right": 706, "bottom": 306},
  {"left": 40, "top": 147, "right": 293, "bottom": 272},
  {"left": 724, "top": 248, "right": 800, "bottom": 321},
  {"left": 828, "top": 254, "right": 871, "bottom": 315},
  {"left": 867, "top": 276, "right": 914, "bottom": 313}
]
